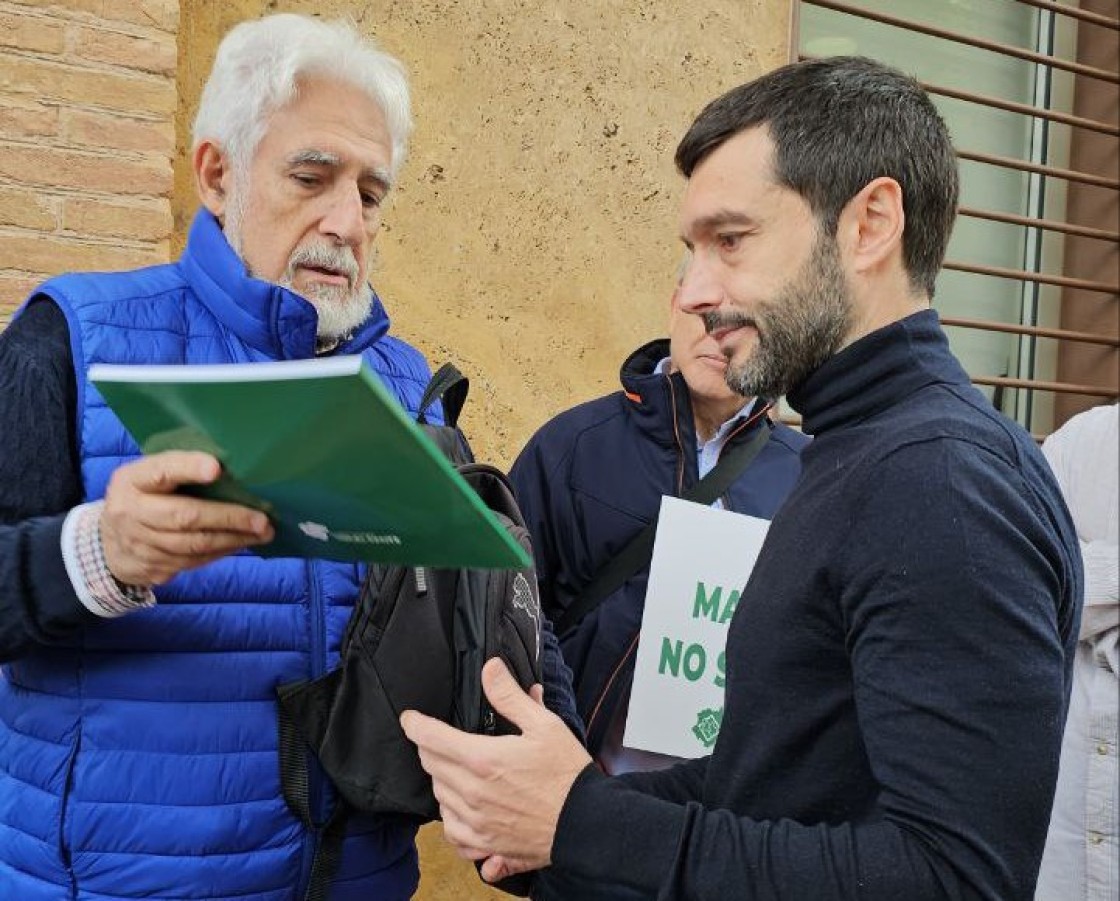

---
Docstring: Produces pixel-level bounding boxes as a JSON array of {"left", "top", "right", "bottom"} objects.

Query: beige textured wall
[
  {"left": 174, "top": 0, "right": 792, "bottom": 467},
  {"left": 0, "top": 0, "right": 178, "bottom": 324}
]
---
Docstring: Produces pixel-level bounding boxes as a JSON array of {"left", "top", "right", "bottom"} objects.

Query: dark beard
[{"left": 711, "top": 235, "right": 853, "bottom": 399}]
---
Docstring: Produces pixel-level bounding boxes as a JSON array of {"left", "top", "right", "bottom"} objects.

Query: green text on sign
[
  {"left": 692, "top": 581, "right": 739, "bottom": 624},
  {"left": 658, "top": 638, "right": 727, "bottom": 688}
]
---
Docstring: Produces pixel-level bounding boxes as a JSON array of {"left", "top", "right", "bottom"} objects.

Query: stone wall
[{"left": 0, "top": 0, "right": 178, "bottom": 323}]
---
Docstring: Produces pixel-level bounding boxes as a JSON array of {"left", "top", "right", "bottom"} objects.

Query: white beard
[
  {"left": 286, "top": 277, "right": 375, "bottom": 341},
  {"left": 224, "top": 185, "right": 375, "bottom": 341}
]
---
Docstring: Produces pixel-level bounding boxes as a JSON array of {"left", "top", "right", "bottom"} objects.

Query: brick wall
[{"left": 0, "top": 0, "right": 178, "bottom": 324}]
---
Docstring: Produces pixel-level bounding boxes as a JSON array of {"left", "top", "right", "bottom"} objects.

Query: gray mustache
[
  {"left": 702, "top": 311, "right": 754, "bottom": 334},
  {"left": 287, "top": 244, "right": 359, "bottom": 285}
]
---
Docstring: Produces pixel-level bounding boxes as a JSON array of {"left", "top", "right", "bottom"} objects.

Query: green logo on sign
[{"left": 691, "top": 706, "right": 723, "bottom": 749}]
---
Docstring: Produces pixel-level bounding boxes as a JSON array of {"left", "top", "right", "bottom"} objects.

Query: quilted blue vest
[{"left": 0, "top": 211, "right": 433, "bottom": 900}]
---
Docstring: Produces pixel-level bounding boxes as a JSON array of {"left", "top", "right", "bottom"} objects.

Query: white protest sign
[{"left": 623, "top": 495, "right": 770, "bottom": 758}]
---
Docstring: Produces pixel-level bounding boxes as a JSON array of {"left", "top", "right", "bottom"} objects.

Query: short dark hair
[{"left": 676, "top": 56, "right": 959, "bottom": 298}]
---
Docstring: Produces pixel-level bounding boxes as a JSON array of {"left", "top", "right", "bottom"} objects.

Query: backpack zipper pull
[{"left": 414, "top": 566, "right": 428, "bottom": 596}]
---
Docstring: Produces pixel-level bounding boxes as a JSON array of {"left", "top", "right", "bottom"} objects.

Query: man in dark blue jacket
[
  {"left": 403, "top": 56, "right": 1082, "bottom": 900},
  {"left": 511, "top": 287, "right": 808, "bottom": 770}
]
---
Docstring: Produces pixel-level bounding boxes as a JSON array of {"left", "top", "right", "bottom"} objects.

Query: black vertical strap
[
  {"left": 304, "top": 801, "right": 352, "bottom": 901},
  {"left": 278, "top": 701, "right": 312, "bottom": 827},
  {"left": 278, "top": 700, "right": 350, "bottom": 901},
  {"left": 417, "top": 363, "right": 469, "bottom": 427}
]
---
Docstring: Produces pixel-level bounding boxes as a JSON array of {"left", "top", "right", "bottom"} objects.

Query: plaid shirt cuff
[{"left": 61, "top": 501, "right": 156, "bottom": 618}]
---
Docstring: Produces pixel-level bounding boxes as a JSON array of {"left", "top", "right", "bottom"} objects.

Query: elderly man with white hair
[{"left": 0, "top": 13, "right": 575, "bottom": 900}]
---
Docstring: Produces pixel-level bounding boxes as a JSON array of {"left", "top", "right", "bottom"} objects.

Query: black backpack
[{"left": 275, "top": 363, "right": 543, "bottom": 900}]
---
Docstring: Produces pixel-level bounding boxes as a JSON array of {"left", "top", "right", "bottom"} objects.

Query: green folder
[{"left": 89, "top": 356, "right": 530, "bottom": 569}]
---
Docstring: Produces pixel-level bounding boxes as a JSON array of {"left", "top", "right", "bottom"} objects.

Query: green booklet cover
[{"left": 89, "top": 356, "right": 530, "bottom": 569}]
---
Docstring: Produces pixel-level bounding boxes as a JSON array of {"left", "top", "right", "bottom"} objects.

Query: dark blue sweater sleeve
[
  {"left": 547, "top": 437, "right": 1075, "bottom": 899},
  {"left": 540, "top": 619, "right": 584, "bottom": 742},
  {"left": 612, "top": 755, "right": 709, "bottom": 803},
  {"left": 510, "top": 435, "right": 584, "bottom": 739},
  {"left": 0, "top": 299, "right": 98, "bottom": 661}
]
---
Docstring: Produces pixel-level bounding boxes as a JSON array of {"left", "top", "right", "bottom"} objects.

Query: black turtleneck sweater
[{"left": 543, "top": 310, "right": 1082, "bottom": 900}]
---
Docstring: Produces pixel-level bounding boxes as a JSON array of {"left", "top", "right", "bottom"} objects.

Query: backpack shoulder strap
[
  {"left": 553, "top": 420, "right": 772, "bottom": 637},
  {"left": 276, "top": 692, "right": 352, "bottom": 901},
  {"left": 418, "top": 362, "right": 469, "bottom": 427}
]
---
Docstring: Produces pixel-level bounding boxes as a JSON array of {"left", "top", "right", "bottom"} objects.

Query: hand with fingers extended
[
  {"left": 400, "top": 657, "right": 592, "bottom": 882},
  {"left": 100, "top": 450, "right": 275, "bottom": 587}
]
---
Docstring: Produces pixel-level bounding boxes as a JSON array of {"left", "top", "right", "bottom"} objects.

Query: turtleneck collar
[
  {"left": 175, "top": 209, "right": 392, "bottom": 360},
  {"left": 788, "top": 309, "right": 972, "bottom": 436}
]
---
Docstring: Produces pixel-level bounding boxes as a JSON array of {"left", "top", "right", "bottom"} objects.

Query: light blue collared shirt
[{"left": 655, "top": 357, "right": 753, "bottom": 506}]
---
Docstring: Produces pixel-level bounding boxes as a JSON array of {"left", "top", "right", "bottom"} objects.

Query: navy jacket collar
[
  {"left": 618, "top": 339, "right": 768, "bottom": 454},
  {"left": 789, "top": 309, "right": 972, "bottom": 436},
  {"left": 618, "top": 339, "right": 695, "bottom": 452},
  {"left": 176, "top": 209, "right": 392, "bottom": 360}
]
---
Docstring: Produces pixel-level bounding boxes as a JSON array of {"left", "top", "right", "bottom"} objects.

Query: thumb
[
  {"left": 126, "top": 451, "right": 222, "bottom": 494},
  {"left": 481, "top": 657, "right": 545, "bottom": 732},
  {"left": 479, "top": 855, "right": 511, "bottom": 884},
  {"left": 480, "top": 853, "right": 534, "bottom": 883}
]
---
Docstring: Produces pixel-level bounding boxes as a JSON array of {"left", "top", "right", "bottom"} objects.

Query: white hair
[{"left": 192, "top": 14, "right": 412, "bottom": 183}]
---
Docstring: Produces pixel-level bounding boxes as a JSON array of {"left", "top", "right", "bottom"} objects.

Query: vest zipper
[
  {"left": 296, "top": 560, "right": 330, "bottom": 898},
  {"left": 308, "top": 560, "right": 327, "bottom": 820},
  {"left": 59, "top": 726, "right": 81, "bottom": 898}
]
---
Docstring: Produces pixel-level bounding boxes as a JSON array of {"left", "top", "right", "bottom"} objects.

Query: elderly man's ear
[{"left": 194, "top": 141, "right": 232, "bottom": 220}]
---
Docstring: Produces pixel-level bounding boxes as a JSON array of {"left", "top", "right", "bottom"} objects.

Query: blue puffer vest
[{"left": 0, "top": 211, "right": 434, "bottom": 900}]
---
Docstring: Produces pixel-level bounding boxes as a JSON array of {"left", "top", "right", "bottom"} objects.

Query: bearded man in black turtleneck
[{"left": 401, "top": 56, "right": 1083, "bottom": 901}]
